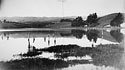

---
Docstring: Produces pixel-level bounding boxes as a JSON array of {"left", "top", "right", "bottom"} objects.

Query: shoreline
[{"left": 0, "top": 27, "right": 124, "bottom": 32}]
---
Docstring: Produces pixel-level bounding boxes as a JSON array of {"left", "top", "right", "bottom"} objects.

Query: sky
[{"left": 0, "top": 0, "right": 124, "bottom": 17}]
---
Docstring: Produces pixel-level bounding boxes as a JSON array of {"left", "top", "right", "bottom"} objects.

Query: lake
[{"left": 0, "top": 28, "right": 125, "bottom": 70}]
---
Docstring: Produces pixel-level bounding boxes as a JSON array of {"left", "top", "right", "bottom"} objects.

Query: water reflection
[
  {"left": 0, "top": 29, "right": 123, "bottom": 43},
  {"left": 17, "top": 38, "right": 42, "bottom": 57},
  {"left": 110, "top": 29, "right": 124, "bottom": 43},
  {"left": 0, "top": 28, "right": 125, "bottom": 70}
]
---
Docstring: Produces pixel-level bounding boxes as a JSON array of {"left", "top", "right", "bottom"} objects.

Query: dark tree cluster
[
  {"left": 71, "top": 13, "right": 98, "bottom": 27},
  {"left": 71, "top": 16, "right": 86, "bottom": 27},
  {"left": 86, "top": 13, "right": 97, "bottom": 23},
  {"left": 110, "top": 13, "right": 124, "bottom": 27},
  {"left": 86, "top": 13, "right": 98, "bottom": 26}
]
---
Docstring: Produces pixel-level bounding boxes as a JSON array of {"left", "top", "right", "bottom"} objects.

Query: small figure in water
[
  {"left": 7, "top": 36, "right": 9, "bottom": 40},
  {"left": 7, "top": 33, "right": 9, "bottom": 40},
  {"left": 53, "top": 34, "right": 56, "bottom": 45},
  {"left": 33, "top": 37, "right": 35, "bottom": 43},
  {"left": 28, "top": 38, "right": 36, "bottom": 52},
  {"left": 28, "top": 38, "right": 31, "bottom": 52},
  {"left": 92, "top": 44, "right": 94, "bottom": 48},
  {"left": 48, "top": 34, "right": 50, "bottom": 45},
  {"left": 54, "top": 37, "right": 56, "bottom": 45},
  {"left": 48, "top": 39, "right": 50, "bottom": 45},
  {"left": 1, "top": 35, "right": 3, "bottom": 40}
]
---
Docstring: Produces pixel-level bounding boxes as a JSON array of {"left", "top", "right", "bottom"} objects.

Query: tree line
[
  {"left": 66, "top": 12, "right": 123, "bottom": 27},
  {"left": 71, "top": 13, "right": 98, "bottom": 27}
]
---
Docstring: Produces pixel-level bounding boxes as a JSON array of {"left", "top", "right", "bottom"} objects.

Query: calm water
[{"left": 0, "top": 28, "right": 125, "bottom": 70}]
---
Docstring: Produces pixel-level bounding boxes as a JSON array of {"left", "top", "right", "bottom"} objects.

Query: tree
[
  {"left": 86, "top": 13, "right": 98, "bottom": 26},
  {"left": 71, "top": 16, "right": 86, "bottom": 27},
  {"left": 110, "top": 13, "right": 124, "bottom": 27}
]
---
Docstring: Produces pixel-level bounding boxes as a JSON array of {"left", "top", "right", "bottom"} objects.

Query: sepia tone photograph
[{"left": 0, "top": 0, "right": 125, "bottom": 70}]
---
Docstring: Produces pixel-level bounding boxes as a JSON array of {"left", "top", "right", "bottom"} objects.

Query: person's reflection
[
  {"left": 28, "top": 38, "right": 36, "bottom": 52},
  {"left": 44, "top": 37, "right": 46, "bottom": 42},
  {"left": 1, "top": 34, "right": 3, "bottom": 40},
  {"left": 28, "top": 38, "right": 31, "bottom": 52},
  {"left": 33, "top": 37, "right": 35, "bottom": 43},
  {"left": 48, "top": 39, "right": 50, "bottom": 45},
  {"left": 54, "top": 38, "right": 56, "bottom": 46},
  {"left": 1, "top": 33, "right": 5, "bottom": 40},
  {"left": 28, "top": 32, "right": 36, "bottom": 52},
  {"left": 1, "top": 32, "right": 9, "bottom": 40},
  {"left": 6, "top": 32, "right": 9, "bottom": 40},
  {"left": 53, "top": 34, "right": 56, "bottom": 46},
  {"left": 48, "top": 34, "right": 50, "bottom": 45},
  {"left": 15, "top": 38, "right": 42, "bottom": 57},
  {"left": 7, "top": 35, "right": 9, "bottom": 40}
]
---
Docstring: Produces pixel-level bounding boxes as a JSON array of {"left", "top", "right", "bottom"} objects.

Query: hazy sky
[{"left": 0, "top": 0, "right": 124, "bottom": 17}]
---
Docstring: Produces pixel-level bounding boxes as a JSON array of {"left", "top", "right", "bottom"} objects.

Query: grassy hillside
[
  {"left": 96, "top": 13, "right": 125, "bottom": 27},
  {"left": 46, "top": 22, "right": 72, "bottom": 28},
  {"left": 0, "top": 22, "right": 55, "bottom": 29},
  {"left": 0, "top": 17, "right": 74, "bottom": 29}
]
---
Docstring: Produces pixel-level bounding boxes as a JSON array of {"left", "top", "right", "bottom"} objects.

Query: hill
[
  {"left": 0, "top": 17, "right": 74, "bottom": 29},
  {"left": 0, "top": 17, "right": 74, "bottom": 23},
  {"left": 96, "top": 13, "right": 125, "bottom": 27},
  {"left": 0, "top": 13, "right": 124, "bottom": 29}
]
